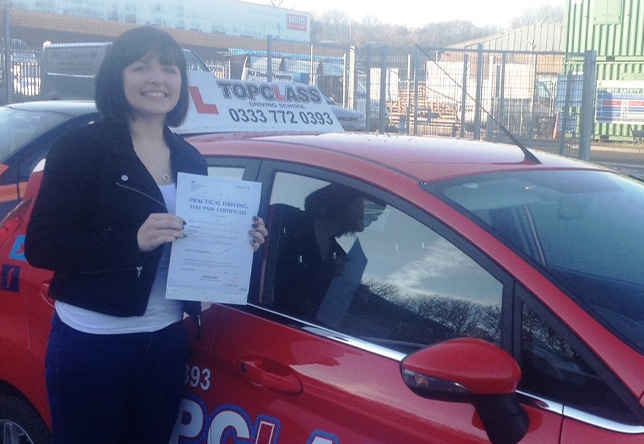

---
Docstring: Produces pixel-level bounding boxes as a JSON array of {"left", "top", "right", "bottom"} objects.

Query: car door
[{"left": 175, "top": 160, "right": 566, "bottom": 443}]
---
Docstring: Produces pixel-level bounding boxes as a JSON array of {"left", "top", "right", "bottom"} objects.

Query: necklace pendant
[{"left": 161, "top": 173, "right": 171, "bottom": 184}]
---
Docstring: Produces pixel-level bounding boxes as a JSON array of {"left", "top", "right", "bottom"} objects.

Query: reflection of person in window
[{"left": 274, "top": 184, "right": 365, "bottom": 319}]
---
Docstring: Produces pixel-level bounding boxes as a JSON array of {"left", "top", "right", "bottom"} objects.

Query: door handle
[
  {"left": 238, "top": 358, "right": 302, "bottom": 395},
  {"left": 39, "top": 281, "right": 54, "bottom": 306}
]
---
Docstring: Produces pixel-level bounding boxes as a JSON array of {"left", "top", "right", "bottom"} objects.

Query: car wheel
[{"left": 0, "top": 395, "right": 51, "bottom": 444}]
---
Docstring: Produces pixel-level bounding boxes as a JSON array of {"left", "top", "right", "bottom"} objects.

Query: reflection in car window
[
  {"left": 265, "top": 172, "right": 503, "bottom": 353},
  {"left": 207, "top": 166, "right": 245, "bottom": 180},
  {"left": 521, "top": 303, "right": 638, "bottom": 425},
  {"left": 425, "top": 170, "right": 644, "bottom": 353}
]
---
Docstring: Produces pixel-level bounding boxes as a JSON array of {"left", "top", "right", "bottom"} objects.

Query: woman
[{"left": 24, "top": 26, "right": 266, "bottom": 443}]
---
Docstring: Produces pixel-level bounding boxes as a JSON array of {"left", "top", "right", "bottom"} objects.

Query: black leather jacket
[{"left": 25, "top": 118, "right": 207, "bottom": 319}]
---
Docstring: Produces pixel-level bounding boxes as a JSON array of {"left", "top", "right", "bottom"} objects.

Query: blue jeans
[{"left": 46, "top": 313, "right": 188, "bottom": 444}]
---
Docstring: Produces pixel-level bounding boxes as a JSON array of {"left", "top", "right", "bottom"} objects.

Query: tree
[
  {"left": 311, "top": 9, "right": 353, "bottom": 45},
  {"left": 510, "top": 4, "right": 565, "bottom": 28},
  {"left": 351, "top": 15, "right": 385, "bottom": 46},
  {"left": 412, "top": 20, "right": 499, "bottom": 47},
  {"left": 310, "top": 4, "right": 563, "bottom": 47}
]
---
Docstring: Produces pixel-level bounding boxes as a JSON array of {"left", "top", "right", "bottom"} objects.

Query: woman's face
[{"left": 123, "top": 51, "right": 182, "bottom": 121}]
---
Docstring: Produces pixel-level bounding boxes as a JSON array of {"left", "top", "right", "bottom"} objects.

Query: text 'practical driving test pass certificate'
[{"left": 166, "top": 173, "right": 261, "bottom": 304}]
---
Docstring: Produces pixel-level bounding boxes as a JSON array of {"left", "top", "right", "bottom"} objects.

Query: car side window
[
  {"left": 263, "top": 172, "right": 504, "bottom": 353},
  {"left": 520, "top": 303, "right": 638, "bottom": 425}
]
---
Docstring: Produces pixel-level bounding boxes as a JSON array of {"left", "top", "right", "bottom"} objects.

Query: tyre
[{"left": 0, "top": 394, "right": 51, "bottom": 444}]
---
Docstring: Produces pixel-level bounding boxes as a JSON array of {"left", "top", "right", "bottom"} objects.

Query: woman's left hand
[{"left": 249, "top": 216, "right": 268, "bottom": 252}]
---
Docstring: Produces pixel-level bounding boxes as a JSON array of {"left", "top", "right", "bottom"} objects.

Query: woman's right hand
[{"left": 137, "top": 213, "right": 186, "bottom": 252}]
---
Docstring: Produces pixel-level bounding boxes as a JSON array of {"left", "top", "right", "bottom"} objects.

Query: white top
[{"left": 56, "top": 184, "right": 184, "bottom": 334}]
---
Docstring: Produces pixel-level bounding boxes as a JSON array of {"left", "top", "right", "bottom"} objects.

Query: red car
[{"left": 0, "top": 126, "right": 643, "bottom": 443}]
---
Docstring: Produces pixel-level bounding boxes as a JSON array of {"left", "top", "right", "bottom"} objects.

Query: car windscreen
[
  {"left": 0, "top": 107, "right": 74, "bottom": 163},
  {"left": 423, "top": 170, "right": 644, "bottom": 354}
]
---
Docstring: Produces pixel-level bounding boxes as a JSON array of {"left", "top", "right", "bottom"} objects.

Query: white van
[{"left": 40, "top": 42, "right": 210, "bottom": 100}]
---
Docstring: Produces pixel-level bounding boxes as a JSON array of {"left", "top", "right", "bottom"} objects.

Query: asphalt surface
[{"left": 590, "top": 143, "right": 644, "bottom": 180}]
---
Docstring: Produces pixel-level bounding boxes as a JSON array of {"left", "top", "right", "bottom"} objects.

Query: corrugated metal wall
[
  {"left": 565, "top": 0, "right": 644, "bottom": 140},
  {"left": 565, "top": 0, "right": 644, "bottom": 57}
]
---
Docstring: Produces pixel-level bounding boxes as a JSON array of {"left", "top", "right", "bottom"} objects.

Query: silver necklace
[{"left": 136, "top": 145, "right": 172, "bottom": 184}]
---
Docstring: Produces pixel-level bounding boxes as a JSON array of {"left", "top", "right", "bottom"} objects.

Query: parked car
[
  {"left": 324, "top": 95, "right": 366, "bottom": 131},
  {"left": 0, "top": 101, "right": 643, "bottom": 444}
]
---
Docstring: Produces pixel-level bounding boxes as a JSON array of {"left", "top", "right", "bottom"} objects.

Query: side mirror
[{"left": 401, "top": 338, "right": 528, "bottom": 444}]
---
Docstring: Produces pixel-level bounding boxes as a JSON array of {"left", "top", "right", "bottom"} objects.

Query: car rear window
[{"left": 0, "top": 107, "right": 74, "bottom": 162}]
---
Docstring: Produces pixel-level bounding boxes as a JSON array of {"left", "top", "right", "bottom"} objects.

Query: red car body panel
[{"left": 183, "top": 304, "right": 563, "bottom": 443}]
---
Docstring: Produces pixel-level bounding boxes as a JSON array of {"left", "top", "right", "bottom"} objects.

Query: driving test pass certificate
[{"left": 166, "top": 173, "right": 261, "bottom": 304}]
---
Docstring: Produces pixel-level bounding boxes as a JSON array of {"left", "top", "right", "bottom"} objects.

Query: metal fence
[
  {"left": 0, "top": 32, "right": 595, "bottom": 159},
  {"left": 0, "top": 39, "right": 41, "bottom": 104},
  {"left": 352, "top": 45, "right": 595, "bottom": 158},
  {"left": 257, "top": 42, "right": 594, "bottom": 158}
]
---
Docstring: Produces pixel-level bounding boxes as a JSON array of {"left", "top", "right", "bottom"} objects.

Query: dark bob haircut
[
  {"left": 305, "top": 184, "right": 364, "bottom": 220},
  {"left": 95, "top": 26, "right": 189, "bottom": 127}
]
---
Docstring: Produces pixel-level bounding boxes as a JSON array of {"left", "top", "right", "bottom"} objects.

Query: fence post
[
  {"left": 405, "top": 53, "right": 411, "bottom": 135},
  {"left": 379, "top": 46, "right": 388, "bottom": 133},
  {"left": 558, "top": 70, "right": 573, "bottom": 155},
  {"left": 266, "top": 35, "right": 272, "bottom": 82},
  {"left": 342, "top": 53, "right": 348, "bottom": 108},
  {"left": 473, "top": 44, "right": 484, "bottom": 140},
  {"left": 3, "top": 6, "right": 11, "bottom": 104},
  {"left": 348, "top": 46, "right": 357, "bottom": 112},
  {"left": 310, "top": 45, "right": 314, "bottom": 86},
  {"left": 413, "top": 46, "right": 419, "bottom": 136},
  {"left": 579, "top": 50, "right": 596, "bottom": 161},
  {"left": 497, "top": 53, "right": 507, "bottom": 141},
  {"left": 365, "top": 46, "right": 372, "bottom": 131},
  {"left": 459, "top": 54, "right": 468, "bottom": 138}
]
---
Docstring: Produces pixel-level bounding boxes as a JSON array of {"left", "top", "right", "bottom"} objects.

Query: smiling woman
[{"left": 23, "top": 26, "right": 224, "bottom": 444}]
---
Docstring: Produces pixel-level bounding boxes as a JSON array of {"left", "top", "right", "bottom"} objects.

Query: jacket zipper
[
  {"left": 115, "top": 182, "right": 168, "bottom": 210},
  {"left": 111, "top": 182, "right": 165, "bottom": 278},
  {"left": 196, "top": 314, "right": 202, "bottom": 340},
  {"left": 116, "top": 178, "right": 202, "bottom": 337}
]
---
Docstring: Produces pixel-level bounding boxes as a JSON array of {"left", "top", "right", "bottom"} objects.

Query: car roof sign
[{"left": 176, "top": 71, "right": 345, "bottom": 135}]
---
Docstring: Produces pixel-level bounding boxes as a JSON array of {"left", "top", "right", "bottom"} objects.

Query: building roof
[
  {"left": 449, "top": 23, "right": 564, "bottom": 52},
  {"left": 9, "top": 9, "right": 344, "bottom": 62}
]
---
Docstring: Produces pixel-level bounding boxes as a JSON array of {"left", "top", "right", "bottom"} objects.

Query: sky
[{"left": 244, "top": 0, "right": 563, "bottom": 28}]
